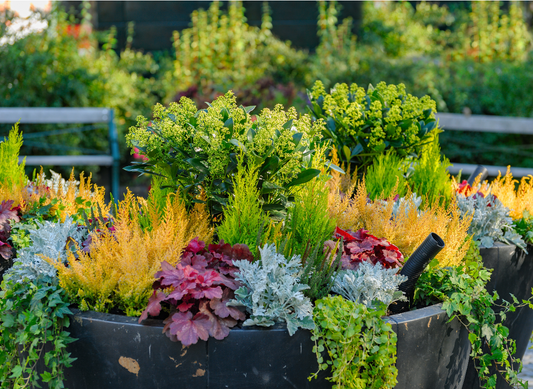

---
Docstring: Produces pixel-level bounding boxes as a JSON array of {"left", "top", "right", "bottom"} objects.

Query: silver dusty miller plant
[
  {"left": 456, "top": 193, "right": 527, "bottom": 251},
  {"left": 332, "top": 261, "right": 407, "bottom": 309},
  {"left": 229, "top": 244, "right": 315, "bottom": 335},
  {"left": 5, "top": 216, "right": 87, "bottom": 283},
  {"left": 392, "top": 193, "right": 423, "bottom": 218}
]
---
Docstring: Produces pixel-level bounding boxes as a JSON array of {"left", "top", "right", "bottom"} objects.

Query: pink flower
[{"left": 133, "top": 148, "right": 148, "bottom": 162}]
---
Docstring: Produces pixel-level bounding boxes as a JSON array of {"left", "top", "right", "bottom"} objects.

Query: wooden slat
[
  {"left": 436, "top": 113, "right": 533, "bottom": 135},
  {"left": 448, "top": 163, "right": 533, "bottom": 178},
  {"left": 20, "top": 155, "right": 114, "bottom": 166},
  {"left": 0, "top": 108, "right": 111, "bottom": 124}
]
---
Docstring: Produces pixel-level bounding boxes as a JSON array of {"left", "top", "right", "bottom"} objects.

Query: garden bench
[
  {"left": 0, "top": 107, "right": 119, "bottom": 198},
  {"left": 435, "top": 112, "right": 533, "bottom": 177}
]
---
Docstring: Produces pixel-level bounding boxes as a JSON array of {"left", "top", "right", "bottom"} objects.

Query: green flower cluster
[
  {"left": 308, "top": 80, "right": 438, "bottom": 173},
  {"left": 126, "top": 91, "right": 325, "bottom": 218}
]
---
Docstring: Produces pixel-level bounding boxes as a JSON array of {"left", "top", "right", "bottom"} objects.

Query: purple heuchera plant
[
  {"left": 325, "top": 227, "right": 404, "bottom": 271},
  {"left": 139, "top": 237, "right": 253, "bottom": 346},
  {"left": 0, "top": 200, "right": 21, "bottom": 260}
]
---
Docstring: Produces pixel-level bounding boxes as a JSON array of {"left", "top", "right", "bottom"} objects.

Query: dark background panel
[{"left": 61, "top": 1, "right": 363, "bottom": 52}]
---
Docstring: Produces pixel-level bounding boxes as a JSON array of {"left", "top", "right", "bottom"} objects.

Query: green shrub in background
[
  {"left": 0, "top": 4, "right": 159, "bottom": 183},
  {"left": 310, "top": 1, "right": 533, "bottom": 170},
  {"left": 166, "top": 1, "right": 308, "bottom": 111}
]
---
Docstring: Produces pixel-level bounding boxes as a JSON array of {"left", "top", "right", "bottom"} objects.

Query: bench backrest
[
  {"left": 435, "top": 113, "right": 533, "bottom": 177},
  {"left": 0, "top": 107, "right": 119, "bottom": 198}
]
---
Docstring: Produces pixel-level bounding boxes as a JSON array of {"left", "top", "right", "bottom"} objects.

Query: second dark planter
[
  {"left": 462, "top": 242, "right": 533, "bottom": 389},
  {"left": 53, "top": 303, "right": 469, "bottom": 389}
]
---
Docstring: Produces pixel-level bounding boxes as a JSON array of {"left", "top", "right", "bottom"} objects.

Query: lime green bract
[
  {"left": 308, "top": 80, "right": 439, "bottom": 174},
  {"left": 127, "top": 92, "right": 326, "bottom": 219}
]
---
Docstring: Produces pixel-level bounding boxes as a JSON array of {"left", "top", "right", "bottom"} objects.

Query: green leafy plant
[
  {"left": 513, "top": 211, "right": 533, "bottom": 245},
  {"left": 126, "top": 92, "right": 330, "bottom": 219},
  {"left": 415, "top": 253, "right": 530, "bottom": 389},
  {"left": 311, "top": 295, "right": 398, "bottom": 389},
  {"left": 308, "top": 80, "right": 438, "bottom": 174},
  {"left": 298, "top": 241, "right": 342, "bottom": 302},
  {"left": 0, "top": 279, "right": 76, "bottom": 389},
  {"left": 167, "top": 1, "right": 307, "bottom": 109}
]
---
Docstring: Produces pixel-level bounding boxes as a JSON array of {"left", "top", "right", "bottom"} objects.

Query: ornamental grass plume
[
  {"left": 328, "top": 165, "right": 472, "bottom": 268},
  {"left": 47, "top": 190, "right": 213, "bottom": 316},
  {"left": 481, "top": 168, "right": 533, "bottom": 220}
]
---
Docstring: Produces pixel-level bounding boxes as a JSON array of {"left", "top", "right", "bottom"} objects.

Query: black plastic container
[
  {"left": 461, "top": 242, "right": 533, "bottom": 389},
  {"left": 466, "top": 165, "right": 489, "bottom": 186},
  {"left": 391, "top": 233, "right": 445, "bottom": 314},
  {"left": 55, "top": 303, "right": 470, "bottom": 389}
]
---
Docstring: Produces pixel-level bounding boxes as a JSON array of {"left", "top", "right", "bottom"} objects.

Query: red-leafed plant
[
  {"left": 0, "top": 200, "right": 21, "bottom": 261},
  {"left": 328, "top": 227, "right": 404, "bottom": 270},
  {"left": 139, "top": 237, "right": 253, "bottom": 346}
]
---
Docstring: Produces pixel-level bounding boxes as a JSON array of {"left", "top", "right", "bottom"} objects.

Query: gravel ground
[{"left": 518, "top": 340, "right": 533, "bottom": 387}]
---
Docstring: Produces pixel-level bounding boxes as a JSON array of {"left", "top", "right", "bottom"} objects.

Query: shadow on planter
[
  {"left": 462, "top": 242, "right": 533, "bottom": 389},
  {"left": 56, "top": 303, "right": 469, "bottom": 389}
]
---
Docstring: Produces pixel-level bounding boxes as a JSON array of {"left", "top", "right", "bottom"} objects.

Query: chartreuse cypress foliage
[
  {"left": 217, "top": 161, "right": 269, "bottom": 255},
  {"left": 365, "top": 152, "right": 408, "bottom": 201},
  {"left": 284, "top": 173, "right": 336, "bottom": 259},
  {"left": 408, "top": 134, "right": 452, "bottom": 208},
  {"left": 0, "top": 123, "right": 27, "bottom": 204}
]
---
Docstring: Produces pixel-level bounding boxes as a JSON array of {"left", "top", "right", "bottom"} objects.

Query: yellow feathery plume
[
  {"left": 482, "top": 167, "right": 533, "bottom": 220},
  {"left": 46, "top": 189, "right": 213, "bottom": 317},
  {"left": 329, "top": 171, "right": 472, "bottom": 267}
]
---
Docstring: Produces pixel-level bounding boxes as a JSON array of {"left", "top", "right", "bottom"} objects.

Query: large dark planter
[
  {"left": 462, "top": 242, "right": 533, "bottom": 389},
  {"left": 56, "top": 303, "right": 469, "bottom": 389}
]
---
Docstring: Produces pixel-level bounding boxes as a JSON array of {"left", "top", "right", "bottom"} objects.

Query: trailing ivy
[
  {"left": 415, "top": 248, "right": 531, "bottom": 389},
  {"left": 310, "top": 295, "right": 398, "bottom": 389},
  {"left": 0, "top": 279, "right": 76, "bottom": 389}
]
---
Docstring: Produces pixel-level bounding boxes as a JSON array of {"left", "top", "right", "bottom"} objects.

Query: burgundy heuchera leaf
[
  {"left": 140, "top": 238, "right": 252, "bottom": 345},
  {"left": 0, "top": 200, "right": 20, "bottom": 226},
  {"left": 167, "top": 311, "right": 211, "bottom": 346},
  {"left": 332, "top": 227, "right": 404, "bottom": 270},
  {"left": 138, "top": 291, "right": 167, "bottom": 323}
]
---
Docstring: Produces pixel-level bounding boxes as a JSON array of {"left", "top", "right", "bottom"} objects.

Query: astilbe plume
[
  {"left": 139, "top": 238, "right": 252, "bottom": 346},
  {"left": 478, "top": 168, "right": 533, "bottom": 220},
  {"left": 47, "top": 191, "right": 213, "bottom": 316},
  {"left": 22, "top": 169, "right": 109, "bottom": 221},
  {"left": 327, "top": 227, "right": 404, "bottom": 270},
  {"left": 328, "top": 173, "right": 472, "bottom": 268}
]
